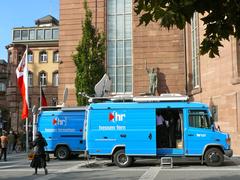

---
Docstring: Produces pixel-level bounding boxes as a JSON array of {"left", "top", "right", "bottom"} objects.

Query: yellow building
[{"left": 6, "top": 15, "right": 59, "bottom": 132}]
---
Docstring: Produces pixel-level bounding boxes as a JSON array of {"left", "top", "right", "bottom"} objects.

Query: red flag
[
  {"left": 16, "top": 49, "right": 29, "bottom": 120},
  {"left": 41, "top": 87, "right": 47, "bottom": 106}
]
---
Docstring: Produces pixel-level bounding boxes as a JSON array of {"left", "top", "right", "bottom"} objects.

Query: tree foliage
[
  {"left": 134, "top": 0, "right": 240, "bottom": 58},
  {"left": 73, "top": 0, "right": 105, "bottom": 105}
]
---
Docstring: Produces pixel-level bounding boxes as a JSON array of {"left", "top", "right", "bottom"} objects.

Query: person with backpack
[
  {"left": 0, "top": 131, "right": 8, "bottom": 161},
  {"left": 30, "top": 131, "right": 48, "bottom": 175}
]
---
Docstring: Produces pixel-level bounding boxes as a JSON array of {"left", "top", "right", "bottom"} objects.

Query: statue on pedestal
[{"left": 145, "top": 60, "right": 158, "bottom": 95}]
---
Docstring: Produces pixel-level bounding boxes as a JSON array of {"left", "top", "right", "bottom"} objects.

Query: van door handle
[
  {"left": 120, "top": 134, "right": 126, "bottom": 138},
  {"left": 148, "top": 133, "right": 152, "bottom": 140},
  {"left": 188, "top": 134, "right": 194, "bottom": 136}
]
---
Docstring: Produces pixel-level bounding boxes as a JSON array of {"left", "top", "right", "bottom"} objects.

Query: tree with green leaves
[
  {"left": 73, "top": 0, "right": 105, "bottom": 105},
  {"left": 134, "top": 0, "right": 240, "bottom": 58}
]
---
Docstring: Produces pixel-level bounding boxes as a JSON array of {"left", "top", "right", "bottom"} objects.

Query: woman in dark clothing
[{"left": 30, "top": 131, "right": 48, "bottom": 175}]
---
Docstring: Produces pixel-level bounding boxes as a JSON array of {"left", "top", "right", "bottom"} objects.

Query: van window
[{"left": 189, "top": 110, "right": 211, "bottom": 129}]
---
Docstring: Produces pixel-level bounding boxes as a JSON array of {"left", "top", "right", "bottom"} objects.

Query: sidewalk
[
  {"left": 226, "top": 155, "right": 240, "bottom": 165},
  {"left": 7, "top": 152, "right": 27, "bottom": 157}
]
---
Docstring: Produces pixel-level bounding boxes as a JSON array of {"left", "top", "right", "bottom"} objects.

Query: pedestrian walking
[
  {"left": 7, "top": 131, "right": 15, "bottom": 154},
  {"left": 0, "top": 131, "right": 8, "bottom": 161},
  {"left": 19, "top": 130, "right": 26, "bottom": 152},
  {"left": 13, "top": 131, "right": 18, "bottom": 153},
  {"left": 30, "top": 131, "right": 48, "bottom": 175}
]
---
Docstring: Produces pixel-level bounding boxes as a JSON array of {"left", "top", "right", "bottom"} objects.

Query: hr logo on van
[
  {"left": 109, "top": 111, "right": 126, "bottom": 122},
  {"left": 52, "top": 118, "right": 67, "bottom": 126}
]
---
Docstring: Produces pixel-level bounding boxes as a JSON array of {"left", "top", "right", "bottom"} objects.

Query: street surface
[{"left": 0, "top": 153, "right": 240, "bottom": 180}]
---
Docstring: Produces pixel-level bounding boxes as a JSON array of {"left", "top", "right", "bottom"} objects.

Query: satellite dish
[{"left": 94, "top": 73, "right": 112, "bottom": 97}]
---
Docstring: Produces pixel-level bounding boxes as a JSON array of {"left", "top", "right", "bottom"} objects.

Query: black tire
[
  {"left": 56, "top": 146, "right": 70, "bottom": 160},
  {"left": 204, "top": 147, "right": 224, "bottom": 166},
  {"left": 113, "top": 149, "right": 133, "bottom": 167}
]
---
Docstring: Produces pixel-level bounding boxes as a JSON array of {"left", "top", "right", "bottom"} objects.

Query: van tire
[
  {"left": 204, "top": 147, "right": 224, "bottom": 166},
  {"left": 56, "top": 146, "right": 70, "bottom": 160},
  {"left": 113, "top": 149, "right": 133, "bottom": 167}
]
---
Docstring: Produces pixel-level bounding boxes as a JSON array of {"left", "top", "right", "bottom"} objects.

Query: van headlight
[{"left": 226, "top": 137, "right": 231, "bottom": 146}]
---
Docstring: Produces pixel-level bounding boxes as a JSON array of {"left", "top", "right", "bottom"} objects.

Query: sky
[{"left": 0, "top": 0, "right": 59, "bottom": 61}]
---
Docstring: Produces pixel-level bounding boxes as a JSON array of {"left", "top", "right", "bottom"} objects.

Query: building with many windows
[
  {"left": 0, "top": 59, "right": 9, "bottom": 132},
  {"left": 59, "top": 1, "right": 240, "bottom": 154},
  {"left": 6, "top": 15, "right": 59, "bottom": 131}
]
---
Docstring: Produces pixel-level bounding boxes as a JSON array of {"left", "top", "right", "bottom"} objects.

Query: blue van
[
  {"left": 37, "top": 107, "right": 86, "bottom": 160},
  {"left": 86, "top": 95, "right": 233, "bottom": 167}
]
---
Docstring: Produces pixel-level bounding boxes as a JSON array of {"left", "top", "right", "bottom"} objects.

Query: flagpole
[
  {"left": 32, "top": 105, "right": 37, "bottom": 141},
  {"left": 25, "top": 117, "right": 29, "bottom": 152},
  {"left": 25, "top": 45, "right": 29, "bottom": 152},
  {"left": 40, "top": 81, "right": 42, "bottom": 107}
]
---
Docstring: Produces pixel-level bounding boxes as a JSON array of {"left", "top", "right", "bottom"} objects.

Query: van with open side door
[
  {"left": 86, "top": 94, "right": 233, "bottom": 167},
  {"left": 37, "top": 106, "right": 86, "bottom": 160}
]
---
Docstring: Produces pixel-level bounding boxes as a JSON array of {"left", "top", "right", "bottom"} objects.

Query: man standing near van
[
  {"left": 156, "top": 112, "right": 167, "bottom": 148},
  {"left": 0, "top": 131, "right": 8, "bottom": 161},
  {"left": 157, "top": 113, "right": 165, "bottom": 126}
]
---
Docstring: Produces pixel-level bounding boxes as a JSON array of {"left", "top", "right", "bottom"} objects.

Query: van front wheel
[
  {"left": 113, "top": 149, "right": 133, "bottom": 167},
  {"left": 204, "top": 147, "right": 224, "bottom": 166}
]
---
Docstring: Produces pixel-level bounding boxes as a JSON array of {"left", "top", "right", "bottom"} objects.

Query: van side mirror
[{"left": 211, "top": 124, "right": 215, "bottom": 131}]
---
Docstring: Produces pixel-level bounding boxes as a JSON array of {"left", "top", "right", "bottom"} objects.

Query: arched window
[
  {"left": 39, "top": 51, "right": 48, "bottom": 63},
  {"left": 39, "top": 71, "right": 47, "bottom": 86},
  {"left": 107, "top": 0, "right": 133, "bottom": 93},
  {"left": 191, "top": 12, "right": 200, "bottom": 88},
  {"left": 53, "top": 51, "right": 59, "bottom": 63},
  {"left": 28, "top": 71, "right": 33, "bottom": 87},
  {"left": 28, "top": 51, "right": 33, "bottom": 63},
  {"left": 52, "top": 71, "right": 59, "bottom": 86}
]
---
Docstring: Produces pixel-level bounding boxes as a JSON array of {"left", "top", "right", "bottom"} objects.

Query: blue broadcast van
[
  {"left": 37, "top": 106, "right": 86, "bottom": 160},
  {"left": 86, "top": 95, "right": 233, "bottom": 167}
]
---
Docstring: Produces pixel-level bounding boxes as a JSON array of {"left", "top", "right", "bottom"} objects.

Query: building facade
[
  {"left": 59, "top": 0, "right": 186, "bottom": 105},
  {"left": 6, "top": 15, "right": 59, "bottom": 132}
]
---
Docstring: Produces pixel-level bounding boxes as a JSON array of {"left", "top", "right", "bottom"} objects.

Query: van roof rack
[
  {"left": 133, "top": 94, "right": 189, "bottom": 102},
  {"left": 89, "top": 95, "right": 133, "bottom": 103},
  {"left": 39, "top": 106, "right": 86, "bottom": 111},
  {"left": 89, "top": 93, "right": 188, "bottom": 103}
]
